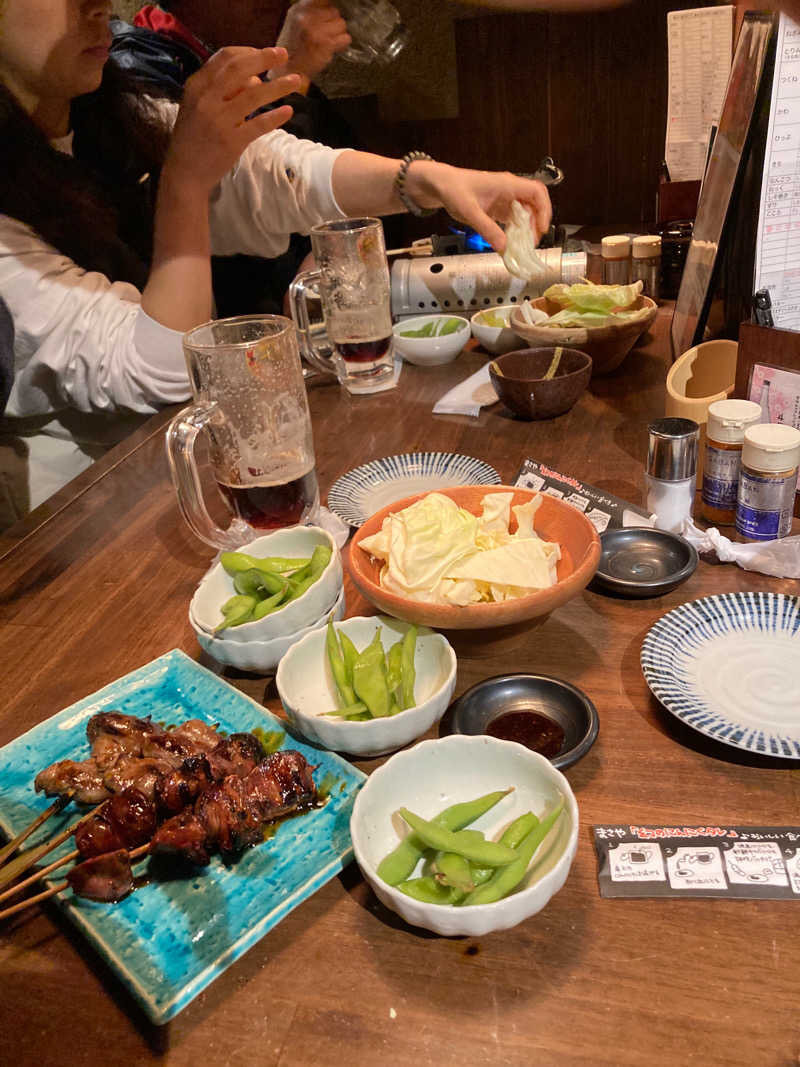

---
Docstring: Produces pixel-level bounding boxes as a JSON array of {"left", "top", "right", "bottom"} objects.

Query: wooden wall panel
[{"left": 337, "top": 1, "right": 724, "bottom": 230}]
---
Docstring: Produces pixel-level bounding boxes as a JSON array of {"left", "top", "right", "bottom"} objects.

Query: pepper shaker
[{"left": 645, "top": 417, "right": 699, "bottom": 532}]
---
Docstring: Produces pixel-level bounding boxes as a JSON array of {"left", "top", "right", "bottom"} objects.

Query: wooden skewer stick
[
  {"left": 0, "top": 808, "right": 95, "bottom": 891},
  {"left": 0, "top": 843, "right": 152, "bottom": 922},
  {"left": 0, "top": 848, "right": 79, "bottom": 906},
  {"left": 0, "top": 794, "right": 73, "bottom": 869},
  {"left": 0, "top": 879, "right": 69, "bottom": 921}
]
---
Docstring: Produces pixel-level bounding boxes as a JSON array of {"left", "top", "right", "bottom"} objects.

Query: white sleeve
[
  {"left": 209, "top": 129, "right": 349, "bottom": 258},
  {"left": 0, "top": 216, "right": 190, "bottom": 418}
]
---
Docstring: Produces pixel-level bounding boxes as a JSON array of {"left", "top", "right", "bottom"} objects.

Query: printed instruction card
[{"left": 594, "top": 825, "right": 800, "bottom": 899}]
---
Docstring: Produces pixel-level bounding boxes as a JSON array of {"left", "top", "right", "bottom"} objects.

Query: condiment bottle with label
[
  {"left": 631, "top": 235, "right": 662, "bottom": 301},
  {"left": 601, "top": 235, "right": 631, "bottom": 285},
  {"left": 736, "top": 424, "right": 800, "bottom": 541},
  {"left": 645, "top": 417, "right": 699, "bottom": 533},
  {"left": 701, "top": 399, "right": 762, "bottom": 525}
]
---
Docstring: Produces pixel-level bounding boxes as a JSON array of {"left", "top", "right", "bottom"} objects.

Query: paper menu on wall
[
  {"left": 754, "top": 15, "right": 800, "bottom": 331},
  {"left": 666, "top": 6, "right": 735, "bottom": 182}
]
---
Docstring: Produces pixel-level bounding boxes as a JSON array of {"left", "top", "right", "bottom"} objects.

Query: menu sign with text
[{"left": 594, "top": 825, "right": 800, "bottom": 899}]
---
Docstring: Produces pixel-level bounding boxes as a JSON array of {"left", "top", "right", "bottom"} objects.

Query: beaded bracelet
[{"left": 394, "top": 151, "right": 437, "bottom": 217}]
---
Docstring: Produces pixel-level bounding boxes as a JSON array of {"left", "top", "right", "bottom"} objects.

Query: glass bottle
[
  {"left": 701, "top": 399, "right": 762, "bottom": 525},
  {"left": 631, "top": 235, "right": 662, "bottom": 301},
  {"left": 736, "top": 424, "right": 800, "bottom": 541},
  {"left": 601, "top": 235, "right": 631, "bottom": 285}
]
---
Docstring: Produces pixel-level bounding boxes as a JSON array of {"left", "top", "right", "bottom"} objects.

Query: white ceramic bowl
[
  {"left": 275, "top": 616, "right": 457, "bottom": 757},
  {"left": 350, "top": 735, "right": 578, "bottom": 936},
  {"left": 192, "top": 586, "right": 346, "bottom": 672},
  {"left": 470, "top": 305, "right": 528, "bottom": 355},
  {"left": 392, "top": 315, "right": 470, "bottom": 366},
  {"left": 190, "top": 526, "right": 343, "bottom": 643}
]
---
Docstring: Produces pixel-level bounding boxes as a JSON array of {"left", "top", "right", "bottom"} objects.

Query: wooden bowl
[
  {"left": 489, "top": 347, "right": 592, "bottom": 420},
  {"left": 509, "top": 295, "right": 658, "bottom": 375},
  {"left": 347, "top": 485, "right": 601, "bottom": 630}
]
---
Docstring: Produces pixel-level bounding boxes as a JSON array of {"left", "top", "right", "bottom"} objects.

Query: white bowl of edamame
[
  {"left": 275, "top": 615, "right": 457, "bottom": 757},
  {"left": 350, "top": 734, "right": 579, "bottom": 936},
  {"left": 190, "top": 526, "right": 343, "bottom": 643}
]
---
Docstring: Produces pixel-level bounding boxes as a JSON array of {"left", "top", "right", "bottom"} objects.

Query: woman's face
[{"left": 0, "top": 0, "right": 112, "bottom": 123}]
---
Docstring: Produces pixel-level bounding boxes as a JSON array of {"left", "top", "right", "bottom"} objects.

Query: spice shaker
[
  {"left": 735, "top": 424, "right": 800, "bottom": 541},
  {"left": 645, "top": 417, "right": 699, "bottom": 533},
  {"left": 631, "top": 235, "right": 661, "bottom": 301},
  {"left": 701, "top": 399, "right": 762, "bottom": 526},
  {"left": 601, "top": 235, "right": 631, "bottom": 285}
]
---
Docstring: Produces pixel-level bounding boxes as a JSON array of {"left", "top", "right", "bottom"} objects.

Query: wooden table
[{"left": 1, "top": 306, "right": 798, "bottom": 1066}]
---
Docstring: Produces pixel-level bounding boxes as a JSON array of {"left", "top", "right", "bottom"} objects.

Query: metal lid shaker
[{"left": 645, "top": 417, "right": 699, "bottom": 532}]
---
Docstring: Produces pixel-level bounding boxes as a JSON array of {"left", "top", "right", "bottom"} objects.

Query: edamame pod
[
  {"left": 352, "top": 633, "right": 392, "bottom": 718},
  {"left": 433, "top": 851, "right": 475, "bottom": 893},
  {"left": 377, "top": 789, "right": 513, "bottom": 886},
  {"left": 215, "top": 594, "right": 258, "bottom": 632},
  {"left": 396, "top": 876, "right": 465, "bottom": 905},
  {"left": 400, "top": 624, "right": 417, "bottom": 709},
  {"left": 326, "top": 621, "right": 357, "bottom": 708},
  {"left": 252, "top": 585, "right": 289, "bottom": 619},
  {"left": 398, "top": 809, "right": 518, "bottom": 867},
  {"left": 220, "top": 552, "right": 311, "bottom": 575},
  {"left": 462, "top": 796, "right": 565, "bottom": 907}
]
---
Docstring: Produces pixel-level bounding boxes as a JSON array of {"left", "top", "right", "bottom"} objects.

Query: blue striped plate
[
  {"left": 327, "top": 452, "right": 501, "bottom": 527},
  {"left": 0, "top": 650, "right": 365, "bottom": 1023},
  {"left": 641, "top": 592, "right": 800, "bottom": 758}
]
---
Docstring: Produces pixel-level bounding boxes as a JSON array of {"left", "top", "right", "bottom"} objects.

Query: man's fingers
[{"left": 236, "top": 104, "right": 295, "bottom": 149}]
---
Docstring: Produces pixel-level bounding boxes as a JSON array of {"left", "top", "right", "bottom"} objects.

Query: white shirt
[{"left": 0, "top": 120, "right": 346, "bottom": 525}]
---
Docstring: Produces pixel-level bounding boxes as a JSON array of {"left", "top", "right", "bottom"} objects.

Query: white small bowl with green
[
  {"left": 392, "top": 315, "right": 470, "bottom": 366},
  {"left": 350, "top": 734, "right": 578, "bottom": 936},
  {"left": 275, "top": 615, "right": 457, "bottom": 757},
  {"left": 470, "top": 305, "right": 531, "bottom": 355}
]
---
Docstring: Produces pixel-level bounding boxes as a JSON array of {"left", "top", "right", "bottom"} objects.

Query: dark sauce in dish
[{"left": 486, "top": 711, "right": 565, "bottom": 758}]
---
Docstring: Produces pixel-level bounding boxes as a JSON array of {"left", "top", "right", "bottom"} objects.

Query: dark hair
[{"left": 0, "top": 60, "right": 172, "bottom": 288}]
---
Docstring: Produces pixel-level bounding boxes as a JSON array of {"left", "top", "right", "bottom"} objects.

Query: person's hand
[
  {"left": 404, "top": 162, "right": 552, "bottom": 253},
  {"left": 162, "top": 47, "right": 303, "bottom": 197},
  {"left": 273, "top": 0, "right": 352, "bottom": 90}
]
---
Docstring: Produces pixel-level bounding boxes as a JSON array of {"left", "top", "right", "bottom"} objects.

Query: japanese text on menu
[{"left": 755, "top": 16, "right": 800, "bottom": 329}]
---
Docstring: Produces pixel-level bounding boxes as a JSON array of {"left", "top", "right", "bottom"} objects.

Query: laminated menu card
[{"left": 594, "top": 825, "right": 800, "bottom": 899}]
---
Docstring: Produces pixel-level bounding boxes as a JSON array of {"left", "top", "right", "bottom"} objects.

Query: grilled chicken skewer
[
  {"left": 0, "top": 751, "right": 317, "bottom": 920},
  {"left": 0, "top": 733, "right": 266, "bottom": 902}
]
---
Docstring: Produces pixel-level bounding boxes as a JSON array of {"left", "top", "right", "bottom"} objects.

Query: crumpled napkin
[
  {"left": 681, "top": 518, "right": 800, "bottom": 579},
  {"left": 432, "top": 362, "right": 499, "bottom": 417},
  {"left": 316, "top": 505, "right": 350, "bottom": 548}
]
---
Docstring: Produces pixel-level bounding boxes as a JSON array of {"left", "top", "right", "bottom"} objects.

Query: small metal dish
[
  {"left": 448, "top": 673, "right": 598, "bottom": 770},
  {"left": 595, "top": 527, "right": 698, "bottom": 598}
]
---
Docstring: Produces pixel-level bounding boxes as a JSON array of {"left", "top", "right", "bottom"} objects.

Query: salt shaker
[{"left": 645, "top": 418, "right": 699, "bottom": 532}]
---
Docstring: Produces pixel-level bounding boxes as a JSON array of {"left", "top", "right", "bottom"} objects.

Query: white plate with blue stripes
[
  {"left": 641, "top": 592, "right": 800, "bottom": 758},
  {"left": 326, "top": 452, "right": 501, "bottom": 527}
]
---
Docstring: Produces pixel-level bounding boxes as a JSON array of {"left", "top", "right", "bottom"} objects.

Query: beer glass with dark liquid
[
  {"left": 290, "top": 217, "right": 395, "bottom": 394},
  {"left": 166, "top": 315, "right": 319, "bottom": 549}
]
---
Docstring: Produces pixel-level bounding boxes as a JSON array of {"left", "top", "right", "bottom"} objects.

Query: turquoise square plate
[{"left": 0, "top": 649, "right": 365, "bottom": 1023}]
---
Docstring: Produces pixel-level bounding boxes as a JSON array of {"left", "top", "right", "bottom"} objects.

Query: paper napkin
[{"left": 432, "top": 362, "right": 499, "bottom": 417}]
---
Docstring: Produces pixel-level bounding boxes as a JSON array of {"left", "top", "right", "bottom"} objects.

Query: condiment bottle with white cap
[
  {"left": 601, "top": 235, "right": 631, "bottom": 285},
  {"left": 631, "top": 235, "right": 662, "bottom": 301},
  {"left": 701, "top": 399, "right": 762, "bottom": 526},
  {"left": 735, "top": 423, "right": 800, "bottom": 541},
  {"left": 645, "top": 417, "right": 699, "bottom": 532}
]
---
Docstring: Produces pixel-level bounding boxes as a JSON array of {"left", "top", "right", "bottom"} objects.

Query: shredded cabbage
[
  {"left": 538, "top": 280, "right": 648, "bottom": 328},
  {"left": 358, "top": 491, "right": 560, "bottom": 605},
  {"left": 502, "top": 201, "right": 547, "bottom": 281}
]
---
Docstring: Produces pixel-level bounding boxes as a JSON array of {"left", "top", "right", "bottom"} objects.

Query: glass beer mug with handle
[
  {"left": 290, "top": 217, "right": 395, "bottom": 395},
  {"left": 166, "top": 315, "right": 319, "bottom": 550}
]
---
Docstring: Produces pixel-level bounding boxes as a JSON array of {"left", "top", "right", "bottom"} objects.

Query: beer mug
[
  {"left": 166, "top": 315, "right": 319, "bottom": 549},
  {"left": 337, "top": 0, "right": 409, "bottom": 65},
  {"left": 290, "top": 217, "right": 395, "bottom": 395}
]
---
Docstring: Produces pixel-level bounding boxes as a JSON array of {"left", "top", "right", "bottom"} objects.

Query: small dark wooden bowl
[{"left": 489, "top": 347, "right": 592, "bottom": 420}]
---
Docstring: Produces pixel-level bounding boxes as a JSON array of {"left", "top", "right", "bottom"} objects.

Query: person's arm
[
  {"left": 0, "top": 215, "right": 189, "bottom": 416},
  {"left": 141, "top": 46, "right": 303, "bottom": 333},
  {"left": 330, "top": 151, "right": 552, "bottom": 252},
  {"left": 270, "top": 0, "right": 352, "bottom": 94}
]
